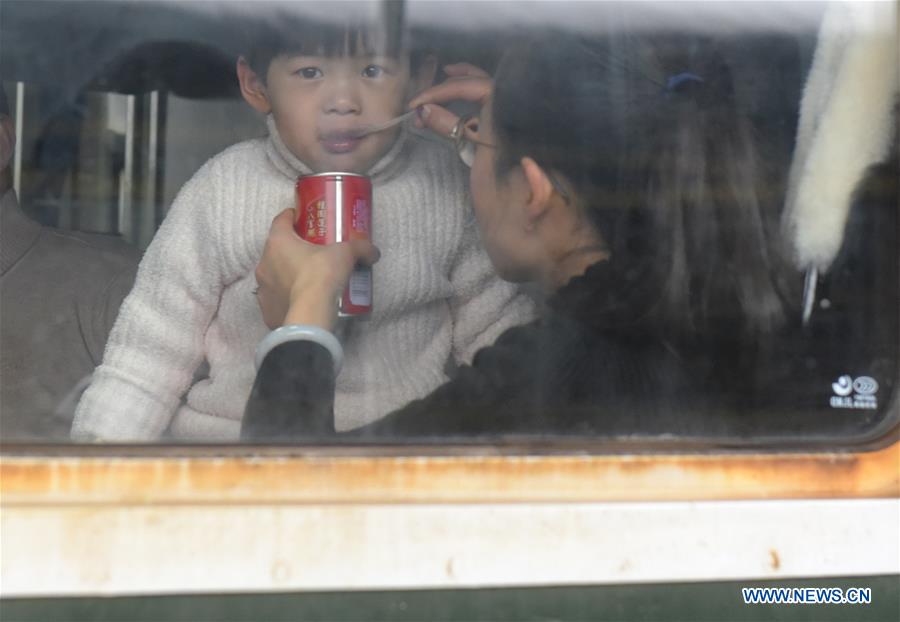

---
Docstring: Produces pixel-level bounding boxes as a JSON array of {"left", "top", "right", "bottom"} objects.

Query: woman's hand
[
  {"left": 255, "top": 209, "right": 380, "bottom": 331},
  {"left": 410, "top": 63, "right": 493, "bottom": 138}
]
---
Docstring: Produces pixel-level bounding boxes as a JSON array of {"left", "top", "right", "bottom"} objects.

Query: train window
[{"left": 0, "top": 0, "right": 896, "bottom": 447}]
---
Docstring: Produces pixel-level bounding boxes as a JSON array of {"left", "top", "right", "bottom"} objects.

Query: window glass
[{"left": 0, "top": 1, "right": 896, "bottom": 445}]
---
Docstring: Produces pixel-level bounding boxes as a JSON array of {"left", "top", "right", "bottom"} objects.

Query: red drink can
[{"left": 295, "top": 172, "right": 373, "bottom": 316}]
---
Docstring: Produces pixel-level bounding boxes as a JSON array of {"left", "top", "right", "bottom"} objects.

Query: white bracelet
[{"left": 255, "top": 325, "right": 343, "bottom": 375}]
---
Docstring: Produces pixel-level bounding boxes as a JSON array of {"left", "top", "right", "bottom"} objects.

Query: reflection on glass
[{"left": 0, "top": 1, "right": 895, "bottom": 445}]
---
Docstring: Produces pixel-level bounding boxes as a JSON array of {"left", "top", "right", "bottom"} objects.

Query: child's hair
[
  {"left": 492, "top": 32, "right": 791, "bottom": 342},
  {"left": 244, "top": 12, "right": 425, "bottom": 81}
]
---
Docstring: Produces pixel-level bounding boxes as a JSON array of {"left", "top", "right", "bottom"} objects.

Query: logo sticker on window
[{"left": 830, "top": 375, "right": 879, "bottom": 410}]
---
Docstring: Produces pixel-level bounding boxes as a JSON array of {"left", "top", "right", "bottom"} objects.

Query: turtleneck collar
[
  {"left": 1, "top": 189, "right": 42, "bottom": 276},
  {"left": 265, "top": 114, "right": 410, "bottom": 183}
]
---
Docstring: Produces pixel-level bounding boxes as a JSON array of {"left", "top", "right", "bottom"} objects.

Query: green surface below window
[{"left": 2, "top": 575, "right": 898, "bottom": 622}]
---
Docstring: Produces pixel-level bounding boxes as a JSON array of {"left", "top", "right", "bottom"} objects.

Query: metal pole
[
  {"left": 140, "top": 90, "right": 159, "bottom": 248},
  {"left": 13, "top": 82, "right": 24, "bottom": 197},
  {"left": 118, "top": 94, "right": 135, "bottom": 241}
]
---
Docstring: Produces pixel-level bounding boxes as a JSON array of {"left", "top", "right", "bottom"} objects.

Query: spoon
[{"left": 350, "top": 110, "right": 417, "bottom": 138}]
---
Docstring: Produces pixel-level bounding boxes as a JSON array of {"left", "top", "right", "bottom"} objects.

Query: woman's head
[{"left": 477, "top": 31, "right": 788, "bottom": 339}]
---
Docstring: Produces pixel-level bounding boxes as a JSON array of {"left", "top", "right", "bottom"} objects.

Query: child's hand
[
  {"left": 409, "top": 64, "right": 493, "bottom": 138},
  {"left": 255, "top": 209, "right": 380, "bottom": 331}
]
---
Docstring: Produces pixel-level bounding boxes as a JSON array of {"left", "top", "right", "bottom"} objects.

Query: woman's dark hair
[{"left": 492, "top": 32, "right": 791, "bottom": 342}]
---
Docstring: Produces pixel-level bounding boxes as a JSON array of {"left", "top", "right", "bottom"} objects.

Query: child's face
[{"left": 264, "top": 54, "right": 411, "bottom": 173}]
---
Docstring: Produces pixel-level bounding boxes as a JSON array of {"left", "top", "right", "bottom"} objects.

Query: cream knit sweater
[{"left": 72, "top": 118, "right": 535, "bottom": 441}]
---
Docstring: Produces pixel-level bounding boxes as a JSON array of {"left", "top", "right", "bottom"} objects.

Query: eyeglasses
[
  {"left": 449, "top": 114, "right": 495, "bottom": 168},
  {"left": 449, "top": 114, "right": 571, "bottom": 203}
]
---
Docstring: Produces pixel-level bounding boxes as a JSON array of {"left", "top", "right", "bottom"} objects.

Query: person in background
[
  {"left": 0, "top": 84, "right": 140, "bottom": 440},
  {"left": 242, "top": 31, "right": 797, "bottom": 439},
  {"left": 72, "top": 16, "right": 535, "bottom": 442}
]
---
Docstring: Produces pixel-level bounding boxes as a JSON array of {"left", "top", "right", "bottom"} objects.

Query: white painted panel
[{"left": 2, "top": 499, "right": 898, "bottom": 597}]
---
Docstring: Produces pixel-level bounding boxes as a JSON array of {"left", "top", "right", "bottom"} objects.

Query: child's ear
[
  {"left": 409, "top": 54, "right": 438, "bottom": 96},
  {"left": 237, "top": 57, "right": 272, "bottom": 114}
]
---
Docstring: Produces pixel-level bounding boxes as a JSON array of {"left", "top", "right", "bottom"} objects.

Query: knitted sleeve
[
  {"left": 71, "top": 160, "right": 234, "bottom": 441},
  {"left": 448, "top": 214, "right": 538, "bottom": 365}
]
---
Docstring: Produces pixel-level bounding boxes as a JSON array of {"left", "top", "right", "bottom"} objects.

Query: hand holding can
[{"left": 295, "top": 173, "right": 373, "bottom": 316}]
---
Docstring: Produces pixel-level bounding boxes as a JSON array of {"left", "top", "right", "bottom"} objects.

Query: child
[{"left": 72, "top": 18, "right": 535, "bottom": 441}]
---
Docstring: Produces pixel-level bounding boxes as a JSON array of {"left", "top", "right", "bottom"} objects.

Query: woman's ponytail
[
  {"left": 649, "top": 43, "right": 788, "bottom": 340},
  {"left": 492, "top": 32, "right": 791, "bottom": 343}
]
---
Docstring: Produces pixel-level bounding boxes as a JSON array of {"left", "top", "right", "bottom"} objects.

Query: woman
[{"left": 241, "top": 32, "right": 793, "bottom": 440}]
